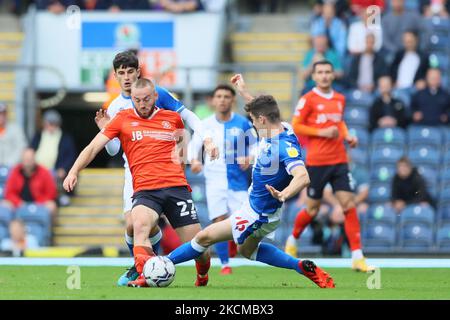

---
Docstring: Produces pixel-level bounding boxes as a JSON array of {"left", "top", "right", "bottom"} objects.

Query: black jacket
[
  {"left": 390, "top": 50, "right": 430, "bottom": 85},
  {"left": 369, "top": 96, "right": 409, "bottom": 132},
  {"left": 348, "top": 52, "right": 389, "bottom": 89},
  {"left": 411, "top": 87, "right": 450, "bottom": 126},
  {"left": 391, "top": 168, "right": 434, "bottom": 206}
]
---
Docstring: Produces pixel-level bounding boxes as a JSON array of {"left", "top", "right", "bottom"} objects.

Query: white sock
[
  {"left": 286, "top": 234, "right": 297, "bottom": 246},
  {"left": 351, "top": 249, "right": 364, "bottom": 260},
  {"left": 149, "top": 229, "right": 162, "bottom": 245},
  {"left": 125, "top": 232, "right": 133, "bottom": 246}
]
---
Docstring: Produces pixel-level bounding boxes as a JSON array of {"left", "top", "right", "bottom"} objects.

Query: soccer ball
[{"left": 143, "top": 256, "right": 176, "bottom": 287}]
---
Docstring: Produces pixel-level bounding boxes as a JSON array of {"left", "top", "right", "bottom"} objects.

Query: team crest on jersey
[
  {"left": 131, "top": 122, "right": 140, "bottom": 127},
  {"left": 229, "top": 127, "right": 240, "bottom": 136},
  {"left": 317, "top": 104, "right": 325, "bottom": 111},
  {"left": 162, "top": 121, "right": 171, "bottom": 129}
]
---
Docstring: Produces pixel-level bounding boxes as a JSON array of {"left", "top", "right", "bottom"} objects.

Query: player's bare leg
[
  {"left": 127, "top": 205, "right": 159, "bottom": 287},
  {"left": 285, "top": 197, "right": 321, "bottom": 257},
  {"left": 176, "top": 223, "right": 213, "bottom": 286},
  {"left": 335, "top": 191, "right": 375, "bottom": 273}
]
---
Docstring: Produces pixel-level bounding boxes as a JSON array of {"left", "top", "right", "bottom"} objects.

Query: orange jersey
[
  {"left": 101, "top": 108, "right": 189, "bottom": 192},
  {"left": 292, "top": 88, "right": 349, "bottom": 166}
]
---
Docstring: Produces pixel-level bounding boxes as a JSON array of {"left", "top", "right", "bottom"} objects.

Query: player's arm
[
  {"left": 230, "top": 74, "right": 255, "bottom": 103},
  {"left": 338, "top": 120, "right": 358, "bottom": 148},
  {"left": 95, "top": 108, "right": 121, "bottom": 156},
  {"left": 266, "top": 165, "right": 310, "bottom": 202},
  {"left": 63, "top": 133, "right": 111, "bottom": 192}
]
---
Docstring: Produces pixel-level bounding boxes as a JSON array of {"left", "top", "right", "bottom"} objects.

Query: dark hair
[
  {"left": 212, "top": 84, "right": 236, "bottom": 97},
  {"left": 397, "top": 156, "right": 412, "bottom": 166},
  {"left": 404, "top": 29, "right": 418, "bottom": 38},
  {"left": 312, "top": 60, "right": 334, "bottom": 73},
  {"left": 113, "top": 51, "right": 139, "bottom": 71},
  {"left": 244, "top": 95, "right": 280, "bottom": 123}
]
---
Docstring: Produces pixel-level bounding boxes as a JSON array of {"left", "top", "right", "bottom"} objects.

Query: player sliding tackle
[
  {"left": 166, "top": 75, "right": 335, "bottom": 288},
  {"left": 64, "top": 78, "right": 211, "bottom": 287}
]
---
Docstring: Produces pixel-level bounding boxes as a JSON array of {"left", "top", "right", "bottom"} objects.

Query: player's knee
[
  {"left": 195, "top": 229, "right": 213, "bottom": 247},
  {"left": 341, "top": 199, "right": 355, "bottom": 212},
  {"left": 237, "top": 245, "right": 253, "bottom": 259}
]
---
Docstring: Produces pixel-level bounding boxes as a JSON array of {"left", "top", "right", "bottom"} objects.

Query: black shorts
[
  {"left": 306, "top": 163, "right": 355, "bottom": 200},
  {"left": 132, "top": 186, "right": 199, "bottom": 229}
]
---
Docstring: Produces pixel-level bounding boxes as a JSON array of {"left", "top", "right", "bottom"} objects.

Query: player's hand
[
  {"left": 345, "top": 135, "right": 358, "bottom": 148},
  {"left": 190, "top": 159, "right": 203, "bottom": 174},
  {"left": 265, "top": 184, "right": 287, "bottom": 202},
  {"left": 95, "top": 109, "right": 111, "bottom": 130},
  {"left": 237, "top": 156, "right": 253, "bottom": 171},
  {"left": 204, "top": 138, "right": 219, "bottom": 160},
  {"left": 230, "top": 74, "right": 246, "bottom": 92},
  {"left": 63, "top": 173, "right": 78, "bottom": 192},
  {"left": 319, "top": 126, "right": 339, "bottom": 139}
]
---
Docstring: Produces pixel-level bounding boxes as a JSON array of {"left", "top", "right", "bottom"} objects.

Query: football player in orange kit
[
  {"left": 285, "top": 60, "right": 375, "bottom": 272},
  {"left": 63, "top": 78, "right": 211, "bottom": 287}
]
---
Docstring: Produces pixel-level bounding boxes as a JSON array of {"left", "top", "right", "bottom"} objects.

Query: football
[{"left": 143, "top": 256, "right": 176, "bottom": 287}]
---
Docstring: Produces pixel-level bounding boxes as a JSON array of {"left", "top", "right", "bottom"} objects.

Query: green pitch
[{"left": 0, "top": 266, "right": 449, "bottom": 300}]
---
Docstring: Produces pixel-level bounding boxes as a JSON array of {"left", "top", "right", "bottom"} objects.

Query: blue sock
[
  {"left": 214, "top": 242, "right": 229, "bottom": 265},
  {"left": 150, "top": 230, "right": 163, "bottom": 255},
  {"left": 168, "top": 239, "right": 206, "bottom": 265},
  {"left": 255, "top": 243, "right": 303, "bottom": 274},
  {"left": 125, "top": 232, "right": 134, "bottom": 257}
]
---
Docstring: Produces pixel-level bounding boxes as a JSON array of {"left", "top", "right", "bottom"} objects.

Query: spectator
[
  {"left": 369, "top": 76, "right": 409, "bottom": 131},
  {"left": 391, "top": 156, "right": 434, "bottom": 213},
  {"left": 0, "top": 102, "right": 27, "bottom": 168},
  {"left": 30, "top": 110, "right": 76, "bottom": 206},
  {"left": 302, "top": 35, "right": 344, "bottom": 92},
  {"left": 3, "top": 148, "right": 58, "bottom": 220},
  {"left": 350, "top": 0, "right": 385, "bottom": 15},
  {"left": 420, "top": 0, "right": 450, "bottom": 17},
  {"left": 157, "top": 0, "right": 202, "bottom": 13},
  {"left": 381, "top": 0, "right": 422, "bottom": 55},
  {"left": 390, "top": 30, "right": 429, "bottom": 90},
  {"left": 347, "top": 33, "right": 388, "bottom": 92},
  {"left": 411, "top": 68, "right": 450, "bottom": 126},
  {"left": 313, "top": 0, "right": 351, "bottom": 21},
  {"left": 36, "top": 0, "right": 111, "bottom": 11},
  {"left": 347, "top": 9, "right": 383, "bottom": 55},
  {"left": 310, "top": 2, "right": 347, "bottom": 58},
  {"left": 0, "top": 219, "right": 39, "bottom": 256}
]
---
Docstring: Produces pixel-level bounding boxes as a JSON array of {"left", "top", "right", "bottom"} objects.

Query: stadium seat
[
  {"left": 368, "top": 183, "right": 392, "bottom": 203},
  {"left": 345, "top": 89, "right": 375, "bottom": 108},
  {"left": 190, "top": 183, "right": 207, "bottom": 203},
  {"left": 349, "top": 148, "right": 368, "bottom": 167},
  {"left": 440, "top": 169, "right": 450, "bottom": 189},
  {"left": 344, "top": 106, "right": 369, "bottom": 128},
  {"left": 438, "top": 205, "right": 450, "bottom": 223},
  {"left": 392, "top": 88, "right": 412, "bottom": 109},
  {"left": 400, "top": 223, "right": 434, "bottom": 250},
  {"left": 0, "top": 166, "right": 9, "bottom": 185},
  {"left": 366, "top": 204, "right": 397, "bottom": 224},
  {"left": 0, "top": 185, "right": 4, "bottom": 200},
  {"left": 417, "top": 165, "right": 439, "bottom": 186},
  {"left": 370, "top": 146, "right": 404, "bottom": 166},
  {"left": 429, "top": 52, "right": 450, "bottom": 71},
  {"left": 439, "top": 185, "right": 450, "bottom": 205},
  {"left": 15, "top": 204, "right": 51, "bottom": 229},
  {"left": 407, "top": 147, "right": 441, "bottom": 169},
  {"left": 0, "top": 223, "right": 8, "bottom": 241},
  {"left": 437, "top": 223, "right": 450, "bottom": 250},
  {"left": 370, "top": 164, "right": 396, "bottom": 183},
  {"left": 348, "top": 127, "right": 369, "bottom": 149},
  {"left": 443, "top": 127, "right": 450, "bottom": 150},
  {"left": 400, "top": 204, "right": 435, "bottom": 227},
  {"left": 371, "top": 127, "right": 406, "bottom": 149},
  {"left": 25, "top": 222, "right": 48, "bottom": 246},
  {"left": 407, "top": 126, "right": 443, "bottom": 149},
  {"left": 0, "top": 205, "right": 13, "bottom": 229},
  {"left": 363, "top": 221, "right": 396, "bottom": 249}
]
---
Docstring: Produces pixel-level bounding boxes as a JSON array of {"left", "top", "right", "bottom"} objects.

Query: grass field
[{"left": 1, "top": 266, "right": 450, "bottom": 300}]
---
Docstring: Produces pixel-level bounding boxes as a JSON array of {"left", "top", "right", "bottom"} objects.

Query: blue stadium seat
[
  {"left": 407, "top": 147, "right": 441, "bottom": 169},
  {"left": 0, "top": 205, "right": 13, "bottom": 229},
  {"left": 0, "top": 185, "right": 4, "bottom": 200},
  {"left": 0, "top": 166, "right": 9, "bottom": 185},
  {"left": 25, "top": 222, "right": 48, "bottom": 246},
  {"left": 0, "top": 223, "right": 8, "bottom": 241},
  {"left": 443, "top": 127, "right": 450, "bottom": 149},
  {"left": 441, "top": 169, "right": 450, "bottom": 189},
  {"left": 429, "top": 52, "right": 450, "bottom": 71},
  {"left": 348, "top": 127, "right": 369, "bottom": 149},
  {"left": 371, "top": 127, "right": 406, "bottom": 149},
  {"left": 437, "top": 223, "right": 450, "bottom": 250},
  {"left": 407, "top": 126, "right": 443, "bottom": 149},
  {"left": 401, "top": 223, "right": 434, "bottom": 249},
  {"left": 345, "top": 89, "right": 375, "bottom": 108},
  {"left": 392, "top": 88, "right": 412, "bottom": 109},
  {"left": 417, "top": 165, "right": 439, "bottom": 191},
  {"left": 344, "top": 106, "right": 369, "bottom": 127},
  {"left": 400, "top": 204, "right": 435, "bottom": 227},
  {"left": 15, "top": 204, "right": 51, "bottom": 229},
  {"left": 370, "top": 164, "right": 396, "bottom": 183},
  {"left": 370, "top": 146, "right": 404, "bottom": 166},
  {"left": 190, "top": 183, "right": 207, "bottom": 203},
  {"left": 363, "top": 221, "right": 396, "bottom": 249},
  {"left": 367, "top": 204, "right": 397, "bottom": 224},
  {"left": 438, "top": 205, "right": 450, "bottom": 223},
  {"left": 368, "top": 183, "right": 392, "bottom": 203},
  {"left": 349, "top": 148, "right": 368, "bottom": 166},
  {"left": 439, "top": 185, "right": 450, "bottom": 205}
]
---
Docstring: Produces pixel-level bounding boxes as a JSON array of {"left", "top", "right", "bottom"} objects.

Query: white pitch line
[{"left": 1, "top": 257, "right": 450, "bottom": 268}]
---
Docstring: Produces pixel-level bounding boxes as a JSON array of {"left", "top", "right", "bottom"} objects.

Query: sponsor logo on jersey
[
  {"left": 162, "top": 121, "right": 171, "bottom": 129},
  {"left": 286, "top": 147, "right": 299, "bottom": 158},
  {"left": 131, "top": 121, "right": 140, "bottom": 127}
]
